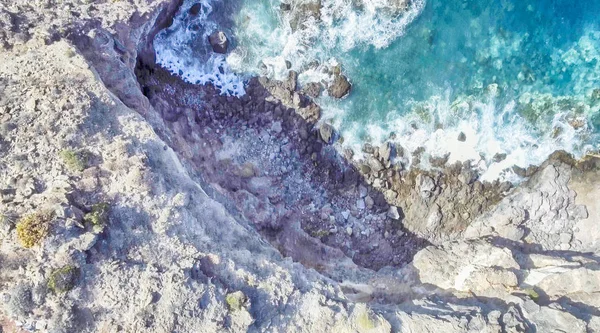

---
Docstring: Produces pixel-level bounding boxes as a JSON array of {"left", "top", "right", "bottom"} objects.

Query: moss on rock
[
  {"left": 84, "top": 203, "right": 110, "bottom": 231},
  {"left": 225, "top": 291, "right": 247, "bottom": 311},
  {"left": 48, "top": 265, "right": 80, "bottom": 294},
  {"left": 60, "top": 149, "right": 87, "bottom": 172}
]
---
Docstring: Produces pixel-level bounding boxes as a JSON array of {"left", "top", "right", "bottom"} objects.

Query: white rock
[{"left": 387, "top": 206, "right": 401, "bottom": 220}]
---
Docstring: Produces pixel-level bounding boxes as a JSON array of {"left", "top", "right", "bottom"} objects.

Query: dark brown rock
[
  {"left": 493, "top": 153, "right": 507, "bottom": 163},
  {"left": 189, "top": 3, "right": 202, "bottom": 16}
]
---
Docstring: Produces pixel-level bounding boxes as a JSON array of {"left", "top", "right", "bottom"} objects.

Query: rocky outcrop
[
  {"left": 328, "top": 73, "right": 352, "bottom": 98},
  {"left": 413, "top": 240, "right": 520, "bottom": 298}
]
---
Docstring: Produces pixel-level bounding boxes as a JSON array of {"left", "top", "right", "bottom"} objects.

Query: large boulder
[
  {"left": 328, "top": 74, "right": 351, "bottom": 98},
  {"left": 412, "top": 240, "right": 519, "bottom": 298},
  {"left": 529, "top": 266, "right": 600, "bottom": 308},
  {"left": 319, "top": 123, "right": 334, "bottom": 144}
]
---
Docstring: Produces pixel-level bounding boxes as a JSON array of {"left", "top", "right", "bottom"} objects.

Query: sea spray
[{"left": 154, "top": 0, "right": 246, "bottom": 96}]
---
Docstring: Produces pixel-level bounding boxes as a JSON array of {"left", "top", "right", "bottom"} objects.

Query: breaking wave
[{"left": 154, "top": 0, "right": 600, "bottom": 181}]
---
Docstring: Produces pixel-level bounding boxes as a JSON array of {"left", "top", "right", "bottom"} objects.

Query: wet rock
[
  {"left": 493, "top": 153, "right": 507, "bottom": 163},
  {"left": 289, "top": 1, "right": 322, "bottom": 31},
  {"left": 362, "top": 143, "right": 375, "bottom": 154},
  {"left": 513, "top": 165, "right": 538, "bottom": 178},
  {"left": 359, "top": 164, "right": 371, "bottom": 174},
  {"left": 458, "top": 169, "right": 478, "bottom": 185},
  {"left": 429, "top": 154, "right": 450, "bottom": 168},
  {"left": 319, "top": 123, "right": 334, "bottom": 144},
  {"left": 327, "top": 74, "right": 351, "bottom": 98},
  {"left": 301, "top": 82, "right": 323, "bottom": 98},
  {"left": 280, "top": 3, "right": 291, "bottom": 11},
  {"left": 284, "top": 71, "right": 298, "bottom": 91},
  {"left": 208, "top": 31, "right": 229, "bottom": 54},
  {"left": 292, "top": 92, "right": 306, "bottom": 108},
  {"left": 343, "top": 148, "right": 354, "bottom": 160},
  {"left": 458, "top": 132, "right": 466, "bottom": 142}
]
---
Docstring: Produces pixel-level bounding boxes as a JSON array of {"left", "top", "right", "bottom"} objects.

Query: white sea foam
[
  {"left": 229, "top": 0, "right": 425, "bottom": 82},
  {"left": 328, "top": 89, "right": 597, "bottom": 182},
  {"left": 155, "top": 0, "right": 599, "bottom": 182},
  {"left": 154, "top": 0, "right": 246, "bottom": 96}
]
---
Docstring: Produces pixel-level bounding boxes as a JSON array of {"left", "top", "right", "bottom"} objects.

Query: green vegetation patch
[
  {"left": 357, "top": 310, "right": 376, "bottom": 330},
  {"left": 524, "top": 288, "right": 540, "bottom": 301},
  {"left": 16, "top": 210, "right": 54, "bottom": 248},
  {"left": 225, "top": 291, "right": 247, "bottom": 312},
  {"left": 60, "top": 149, "right": 87, "bottom": 172},
  {"left": 309, "top": 229, "right": 330, "bottom": 238},
  {"left": 48, "top": 265, "right": 80, "bottom": 294},
  {"left": 84, "top": 203, "right": 110, "bottom": 230}
]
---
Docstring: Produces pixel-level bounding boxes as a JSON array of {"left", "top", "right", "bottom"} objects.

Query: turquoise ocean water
[{"left": 155, "top": 0, "right": 600, "bottom": 180}]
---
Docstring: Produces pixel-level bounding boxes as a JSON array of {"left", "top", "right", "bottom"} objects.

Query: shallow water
[{"left": 155, "top": 0, "right": 600, "bottom": 181}]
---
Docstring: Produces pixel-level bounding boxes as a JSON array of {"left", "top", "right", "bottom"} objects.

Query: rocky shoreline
[{"left": 1, "top": 0, "right": 600, "bottom": 332}]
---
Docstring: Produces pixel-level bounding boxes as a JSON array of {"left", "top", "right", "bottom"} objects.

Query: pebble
[
  {"left": 356, "top": 199, "right": 366, "bottom": 210},
  {"left": 271, "top": 121, "right": 282, "bottom": 134},
  {"left": 358, "top": 184, "right": 368, "bottom": 198},
  {"left": 365, "top": 196, "right": 374, "bottom": 209},
  {"left": 346, "top": 227, "right": 353, "bottom": 236},
  {"left": 25, "top": 98, "right": 37, "bottom": 112},
  {"left": 341, "top": 211, "right": 350, "bottom": 221}
]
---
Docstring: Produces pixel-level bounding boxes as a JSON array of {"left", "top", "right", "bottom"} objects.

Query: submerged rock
[{"left": 189, "top": 3, "right": 202, "bottom": 16}]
